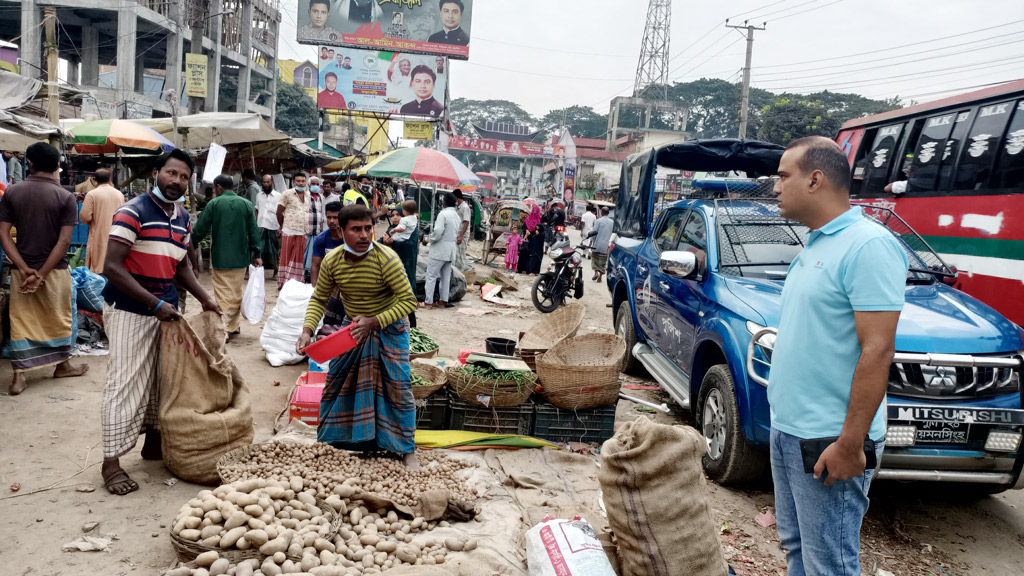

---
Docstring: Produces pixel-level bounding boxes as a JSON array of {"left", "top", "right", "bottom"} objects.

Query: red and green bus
[{"left": 836, "top": 79, "right": 1024, "bottom": 325}]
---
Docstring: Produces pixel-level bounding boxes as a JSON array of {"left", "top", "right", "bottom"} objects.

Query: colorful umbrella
[
  {"left": 359, "top": 147, "right": 481, "bottom": 187},
  {"left": 68, "top": 118, "right": 175, "bottom": 155}
]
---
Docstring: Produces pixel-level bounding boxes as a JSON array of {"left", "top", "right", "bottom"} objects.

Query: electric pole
[
  {"left": 44, "top": 8, "right": 59, "bottom": 127},
  {"left": 725, "top": 20, "right": 766, "bottom": 140}
]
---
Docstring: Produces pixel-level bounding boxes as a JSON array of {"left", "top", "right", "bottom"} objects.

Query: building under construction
[{"left": 0, "top": 0, "right": 281, "bottom": 121}]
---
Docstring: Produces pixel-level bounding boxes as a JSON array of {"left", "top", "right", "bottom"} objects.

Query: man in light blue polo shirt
[{"left": 769, "top": 136, "right": 908, "bottom": 576}]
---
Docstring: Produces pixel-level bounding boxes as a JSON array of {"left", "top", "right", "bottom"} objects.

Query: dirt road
[{"left": 0, "top": 231, "right": 1021, "bottom": 575}]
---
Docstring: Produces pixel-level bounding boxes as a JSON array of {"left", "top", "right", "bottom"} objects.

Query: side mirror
[
  {"left": 660, "top": 251, "right": 698, "bottom": 280},
  {"left": 941, "top": 266, "right": 958, "bottom": 286}
]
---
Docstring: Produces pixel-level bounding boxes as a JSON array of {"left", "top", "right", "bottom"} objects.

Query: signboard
[
  {"left": 184, "top": 53, "right": 208, "bottom": 98},
  {"left": 404, "top": 121, "right": 434, "bottom": 140},
  {"left": 448, "top": 135, "right": 566, "bottom": 158},
  {"left": 317, "top": 48, "right": 448, "bottom": 118},
  {"left": 81, "top": 96, "right": 119, "bottom": 119},
  {"left": 297, "top": 0, "right": 474, "bottom": 60}
]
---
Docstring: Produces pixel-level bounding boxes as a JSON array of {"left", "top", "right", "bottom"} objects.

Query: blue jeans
[{"left": 770, "top": 428, "right": 885, "bottom": 576}]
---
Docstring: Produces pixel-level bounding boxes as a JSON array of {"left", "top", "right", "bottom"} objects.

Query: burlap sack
[
  {"left": 159, "top": 312, "right": 254, "bottom": 484},
  {"left": 599, "top": 417, "right": 728, "bottom": 576}
]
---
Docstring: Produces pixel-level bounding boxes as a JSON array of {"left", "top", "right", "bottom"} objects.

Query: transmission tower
[{"left": 633, "top": 0, "right": 672, "bottom": 99}]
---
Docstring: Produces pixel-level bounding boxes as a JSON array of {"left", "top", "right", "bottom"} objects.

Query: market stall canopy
[
  {"left": 0, "top": 126, "right": 49, "bottom": 150},
  {"left": 136, "top": 113, "right": 289, "bottom": 149},
  {"left": 0, "top": 69, "right": 61, "bottom": 140},
  {"left": 68, "top": 118, "right": 175, "bottom": 155},
  {"left": 359, "top": 147, "right": 481, "bottom": 187}
]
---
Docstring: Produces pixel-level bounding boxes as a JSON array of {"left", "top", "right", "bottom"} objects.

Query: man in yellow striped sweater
[{"left": 296, "top": 205, "right": 420, "bottom": 468}]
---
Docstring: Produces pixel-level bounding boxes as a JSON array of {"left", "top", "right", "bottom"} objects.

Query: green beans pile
[
  {"left": 410, "top": 328, "right": 439, "bottom": 354},
  {"left": 410, "top": 372, "right": 433, "bottom": 387},
  {"left": 455, "top": 365, "right": 537, "bottom": 393}
]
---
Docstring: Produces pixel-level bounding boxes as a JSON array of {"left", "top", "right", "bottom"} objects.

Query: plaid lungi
[
  {"left": 260, "top": 228, "right": 280, "bottom": 272},
  {"left": 318, "top": 318, "right": 415, "bottom": 455},
  {"left": 278, "top": 233, "right": 307, "bottom": 290},
  {"left": 101, "top": 304, "right": 162, "bottom": 458},
  {"left": 592, "top": 251, "right": 609, "bottom": 274},
  {"left": 4, "top": 269, "right": 74, "bottom": 373}
]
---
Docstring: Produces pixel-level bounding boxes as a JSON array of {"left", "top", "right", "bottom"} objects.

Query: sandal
[{"left": 103, "top": 467, "right": 139, "bottom": 496}]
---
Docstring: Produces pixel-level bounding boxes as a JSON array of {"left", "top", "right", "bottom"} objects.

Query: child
[
  {"left": 504, "top": 229, "right": 522, "bottom": 271},
  {"left": 387, "top": 199, "right": 419, "bottom": 243}
]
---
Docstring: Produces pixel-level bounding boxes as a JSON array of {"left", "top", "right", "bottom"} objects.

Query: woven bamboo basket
[
  {"left": 517, "top": 303, "right": 585, "bottom": 370},
  {"left": 447, "top": 366, "right": 535, "bottom": 407},
  {"left": 411, "top": 362, "right": 447, "bottom": 399},
  {"left": 217, "top": 444, "right": 264, "bottom": 484},
  {"left": 410, "top": 348, "right": 438, "bottom": 360},
  {"left": 169, "top": 499, "right": 339, "bottom": 563},
  {"left": 537, "top": 333, "right": 626, "bottom": 410}
]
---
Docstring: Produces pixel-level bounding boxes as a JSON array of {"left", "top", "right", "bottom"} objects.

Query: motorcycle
[{"left": 531, "top": 240, "right": 585, "bottom": 313}]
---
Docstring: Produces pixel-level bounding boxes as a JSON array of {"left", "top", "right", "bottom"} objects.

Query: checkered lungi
[{"left": 101, "top": 304, "right": 162, "bottom": 459}]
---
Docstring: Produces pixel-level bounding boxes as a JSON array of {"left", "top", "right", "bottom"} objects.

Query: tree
[
  {"left": 448, "top": 98, "right": 537, "bottom": 136},
  {"left": 275, "top": 78, "right": 319, "bottom": 139},
  {"left": 540, "top": 105, "right": 608, "bottom": 139},
  {"left": 756, "top": 97, "right": 844, "bottom": 145}
]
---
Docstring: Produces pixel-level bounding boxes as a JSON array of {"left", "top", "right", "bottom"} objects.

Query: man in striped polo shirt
[
  {"left": 295, "top": 205, "right": 420, "bottom": 468},
  {"left": 100, "top": 149, "right": 221, "bottom": 495}
]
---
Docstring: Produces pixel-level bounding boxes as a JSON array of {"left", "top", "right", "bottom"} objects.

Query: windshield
[{"left": 714, "top": 199, "right": 951, "bottom": 283}]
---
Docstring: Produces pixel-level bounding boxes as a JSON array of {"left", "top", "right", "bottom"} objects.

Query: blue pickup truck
[{"left": 607, "top": 139, "right": 1024, "bottom": 491}]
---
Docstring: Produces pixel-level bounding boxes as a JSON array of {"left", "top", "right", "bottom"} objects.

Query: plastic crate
[
  {"left": 449, "top": 395, "right": 534, "bottom": 436},
  {"left": 532, "top": 403, "right": 617, "bottom": 445},
  {"left": 415, "top": 391, "right": 449, "bottom": 431},
  {"left": 289, "top": 372, "right": 327, "bottom": 425}
]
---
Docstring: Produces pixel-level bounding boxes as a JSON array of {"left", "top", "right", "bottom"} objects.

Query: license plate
[
  {"left": 914, "top": 420, "right": 969, "bottom": 444},
  {"left": 888, "top": 405, "right": 1024, "bottom": 448}
]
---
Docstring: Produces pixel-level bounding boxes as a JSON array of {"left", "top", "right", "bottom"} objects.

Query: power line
[
  {"left": 766, "top": 0, "right": 843, "bottom": 23},
  {"left": 756, "top": 18, "right": 1024, "bottom": 69},
  {"left": 865, "top": 77, "right": 1024, "bottom": 102},
  {"left": 672, "top": 37, "right": 744, "bottom": 82},
  {"left": 726, "top": 0, "right": 791, "bottom": 21},
  {"left": 752, "top": 0, "right": 823, "bottom": 21}
]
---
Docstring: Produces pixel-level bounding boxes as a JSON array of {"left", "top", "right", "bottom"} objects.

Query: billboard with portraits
[
  {"left": 317, "top": 47, "right": 449, "bottom": 119},
  {"left": 298, "top": 0, "right": 474, "bottom": 60}
]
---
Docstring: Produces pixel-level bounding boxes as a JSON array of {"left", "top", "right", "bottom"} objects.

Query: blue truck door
[
  {"left": 653, "top": 209, "right": 710, "bottom": 371},
  {"left": 642, "top": 210, "right": 688, "bottom": 352}
]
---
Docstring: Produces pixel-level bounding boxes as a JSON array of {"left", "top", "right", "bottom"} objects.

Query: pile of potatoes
[
  {"left": 169, "top": 478, "right": 477, "bottom": 575},
  {"left": 218, "top": 443, "right": 478, "bottom": 509}
]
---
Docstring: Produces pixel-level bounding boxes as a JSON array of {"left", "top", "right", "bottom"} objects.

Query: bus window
[
  {"left": 907, "top": 112, "right": 957, "bottom": 192},
  {"left": 991, "top": 100, "right": 1024, "bottom": 190},
  {"left": 936, "top": 109, "right": 973, "bottom": 192},
  {"left": 954, "top": 100, "right": 1014, "bottom": 191},
  {"left": 860, "top": 123, "right": 904, "bottom": 195}
]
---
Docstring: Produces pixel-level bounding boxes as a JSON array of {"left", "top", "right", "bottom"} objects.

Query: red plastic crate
[{"left": 290, "top": 372, "right": 326, "bottom": 425}]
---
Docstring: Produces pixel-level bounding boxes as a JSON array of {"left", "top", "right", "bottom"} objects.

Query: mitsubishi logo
[{"left": 927, "top": 366, "right": 956, "bottom": 393}]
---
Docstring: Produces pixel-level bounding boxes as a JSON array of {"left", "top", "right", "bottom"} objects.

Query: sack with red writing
[{"left": 526, "top": 516, "right": 616, "bottom": 576}]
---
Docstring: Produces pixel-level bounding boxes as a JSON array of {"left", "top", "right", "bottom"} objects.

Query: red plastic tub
[
  {"left": 303, "top": 325, "right": 358, "bottom": 363},
  {"left": 290, "top": 372, "right": 325, "bottom": 425}
]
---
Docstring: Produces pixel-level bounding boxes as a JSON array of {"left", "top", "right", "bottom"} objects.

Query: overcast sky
[{"left": 277, "top": 0, "right": 1024, "bottom": 119}]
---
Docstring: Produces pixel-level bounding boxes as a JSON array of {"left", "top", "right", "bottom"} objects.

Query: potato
[
  {"left": 247, "top": 518, "right": 266, "bottom": 531},
  {"left": 184, "top": 517, "right": 203, "bottom": 530},
  {"left": 333, "top": 484, "right": 356, "bottom": 498},
  {"left": 206, "top": 510, "right": 224, "bottom": 525},
  {"left": 166, "top": 568, "right": 191, "bottom": 576},
  {"left": 297, "top": 492, "right": 316, "bottom": 507},
  {"left": 266, "top": 486, "right": 286, "bottom": 499},
  {"left": 243, "top": 504, "right": 264, "bottom": 518},
  {"left": 273, "top": 551, "right": 286, "bottom": 564},
  {"left": 359, "top": 533, "right": 379, "bottom": 546},
  {"left": 220, "top": 526, "right": 247, "bottom": 548},
  {"left": 301, "top": 554, "right": 320, "bottom": 572},
  {"left": 236, "top": 562, "right": 253, "bottom": 576},
  {"left": 209, "top": 558, "right": 231, "bottom": 576},
  {"left": 444, "top": 538, "right": 464, "bottom": 552},
  {"left": 244, "top": 529, "right": 269, "bottom": 547},
  {"left": 200, "top": 535, "right": 222, "bottom": 547},
  {"left": 261, "top": 558, "right": 282, "bottom": 576},
  {"left": 362, "top": 554, "right": 375, "bottom": 569},
  {"left": 195, "top": 550, "right": 220, "bottom": 567},
  {"left": 349, "top": 509, "right": 362, "bottom": 526},
  {"left": 225, "top": 511, "right": 249, "bottom": 531},
  {"left": 193, "top": 569, "right": 210, "bottom": 576},
  {"left": 259, "top": 535, "right": 290, "bottom": 556},
  {"left": 179, "top": 529, "right": 201, "bottom": 542},
  {"left": 410, "top": 518, "right": 424, "bottom": 530},
  {"left": 200, "top": 525, "right": 223, "bottom": 540},
  {"left": 313, "top": 537, "right": 335, "bottom": 553},
  {"left": 289, "top": 476, "right": 304, "bottom": 492},
  {"left": 463, "top": 538, "right": 478, "bottom": 551},
  {"left": 375, "top": 540, "right": 396, "bottom": 554},
  {"left": 236, "top": 537, "right": 251, "bottom": 551}
]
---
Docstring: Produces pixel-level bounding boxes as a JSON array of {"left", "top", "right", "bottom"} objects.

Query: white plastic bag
[
  {"left": 260, "top": 280, "right": 314, "bottom": 366},
  {"left": 526, "top": 516, "right": 615, "bottom": 576},
  {"left": 242, "top": 265, "right": 266, "bottom": 324}
]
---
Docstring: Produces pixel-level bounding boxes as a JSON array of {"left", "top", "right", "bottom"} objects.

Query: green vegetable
[
  {"left": 411, "top": 373, "right": 432, "bottom": 387},
  {"left": 454, "top": 364, "right": 537, "bottom": 394},
  {"left": 410, "top": 328, "right": 439, "bottom": 354}
]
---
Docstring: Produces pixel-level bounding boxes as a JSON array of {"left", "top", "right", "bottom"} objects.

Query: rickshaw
[{"left": 481, "top": 198, "right": 530, "bottom": 266}]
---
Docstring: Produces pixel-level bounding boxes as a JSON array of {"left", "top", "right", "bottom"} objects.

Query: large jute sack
[
  {"left": 599, "top": 417, "right": 728, "bottom": 576},
  {"left": 159, "top": 312, "right": 254, "bottom": 484}
]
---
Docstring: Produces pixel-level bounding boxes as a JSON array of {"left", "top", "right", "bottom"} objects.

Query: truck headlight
[
  {"left": 985, "top": 430, "right": 1022, "bottom": 452},
  {"left": 887, "top": 425, "right": 917, "bottom": 447}
]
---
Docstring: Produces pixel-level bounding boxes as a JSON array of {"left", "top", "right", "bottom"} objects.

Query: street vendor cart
[{"left": 482, "top": 198, "right": 530, "bottom": 266}]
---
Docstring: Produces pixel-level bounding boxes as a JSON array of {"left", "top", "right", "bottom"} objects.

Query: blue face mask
[
  {"left": 295, "top": 185, "right": 306, "bottom": 192},
  {"left": 343, "top": 242, "right": 374, "bottom": 257},
  {"left": 152, "top": 186, "right": 185, "bottom": 204},
  {"left": 310, "top": 185, "right": 321, "bottom": 193}
]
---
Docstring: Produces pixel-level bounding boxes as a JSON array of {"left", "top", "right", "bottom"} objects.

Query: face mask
[
  {"left": 295, "top": 186, "right": 306, "bottom": 192},
  {"left": 310, "top": 185, "right": 321, "bottom": 193},
  {"left": 152, "top": 186, "right": 185, "bottom": 204},
  {"left": 343, "top": 242, "right": 374, "bottom": 257}
]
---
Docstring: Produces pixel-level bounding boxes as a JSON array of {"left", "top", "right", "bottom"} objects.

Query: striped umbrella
[
  {"left": 68, "top": 118, "right": 175, "bottom": 155},
  {"left": 359, "top": 147, "right": 481, "bottom": 187}
]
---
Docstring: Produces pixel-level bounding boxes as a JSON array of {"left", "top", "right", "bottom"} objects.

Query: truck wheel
[
  {"left": 615, "top": 305, "right": 644, "bottom": 375},
  {"left": 698, "top": 365, "right": 768, "bottom": 485},
  {"left": 532, "top": 273, "right": 563, "bottom": 313}
]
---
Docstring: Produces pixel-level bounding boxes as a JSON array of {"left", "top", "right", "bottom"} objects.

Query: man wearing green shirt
[
  {"left": 242, "top": 169, "right": 260, "bottom": 205},
  {"left": 192, "top": 174, "right": 262, "bottom": 336}
]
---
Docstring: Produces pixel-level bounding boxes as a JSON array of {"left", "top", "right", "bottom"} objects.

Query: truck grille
[{"left": 888, "top": 357, "right": 1020, "bottom": 400}]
